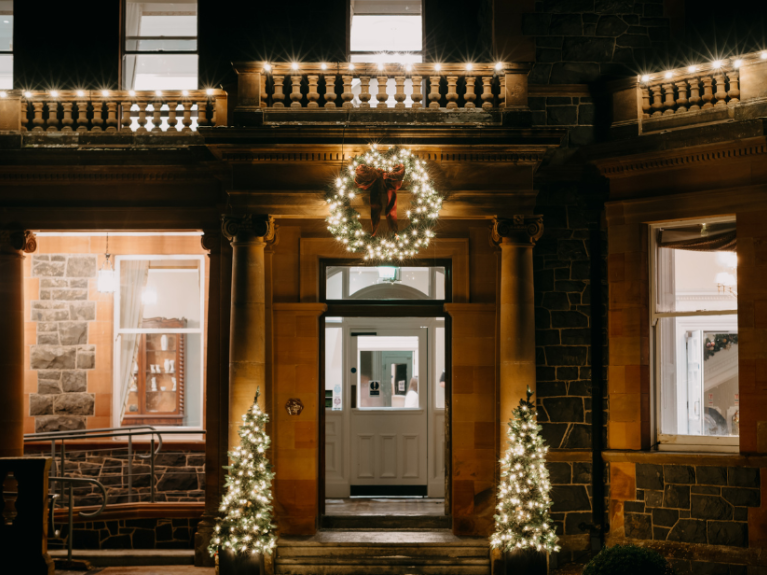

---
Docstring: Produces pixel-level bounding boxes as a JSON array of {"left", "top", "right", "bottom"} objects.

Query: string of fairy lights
[
  {"left": 326, "top": 145, "right": 443, "bottom": 261},
  {"left": 491, "top": 388, "right": 560, "bottom": 555},
  {"left": 209, "top": 389, "right": 276, "bottom": 558}
]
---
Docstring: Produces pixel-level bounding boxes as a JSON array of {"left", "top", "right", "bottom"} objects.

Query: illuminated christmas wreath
[{"left": 326, "top": 146, "right": 443, "bottom": 261}]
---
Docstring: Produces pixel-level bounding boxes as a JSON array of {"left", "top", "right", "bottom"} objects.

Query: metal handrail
[
  {"left": 49, "top": 476, "right": 107, "bottom": 564},
  {"left": 24, "top": 427, "right": 204, "bottom": 508}
]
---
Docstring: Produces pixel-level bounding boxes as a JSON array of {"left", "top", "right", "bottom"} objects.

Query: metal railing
[
  {"left": 49, "top": 477, "right": 107, "bottom": 564},
  {"left": 24, "top": 426, "right": 205, "bottom": 523}
]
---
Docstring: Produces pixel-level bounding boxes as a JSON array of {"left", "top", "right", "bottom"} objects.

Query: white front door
[{"left": 325, "top": 317, "right": 445, "bottom": 499}]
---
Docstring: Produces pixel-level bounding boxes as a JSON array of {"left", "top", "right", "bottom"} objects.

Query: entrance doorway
[{"left": 321, "top": 264, "right": 449, "bottom": 524}]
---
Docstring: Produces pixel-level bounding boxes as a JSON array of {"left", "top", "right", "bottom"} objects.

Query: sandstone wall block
[
  {"left": 54, "top": 393, "right": 95, "bottom": 415},
  {"left": 66, "top": 256, "right": 98, "bottom": 277},
  {"left": 31, "top": 346, "right": 77, "bottom": 369}
]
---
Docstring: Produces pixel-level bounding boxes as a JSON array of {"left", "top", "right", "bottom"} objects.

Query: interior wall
[{"left": 23, "top": 235, "right": 208, "bottom": 434}]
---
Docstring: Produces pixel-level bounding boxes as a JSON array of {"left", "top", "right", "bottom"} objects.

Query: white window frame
[
  {"left": 649, "top": 216, "right": 739, "bottom": 453},
  {"left": 112, "top": 254, "right": 205, "bottom": 433},
  {"left": 0, "top": 1, "right": 13, "bottom": 90}
]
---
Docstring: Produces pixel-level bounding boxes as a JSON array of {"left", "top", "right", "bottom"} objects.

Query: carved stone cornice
[
  {"left": 0, "top": 167, "right": 221, "bottom": 184},
  {"left": 492, "top": 215, "right": 544, "bottom": 246},
  {"left": 221, "top": 214, "right": 276, "bottom": 244},
  {"left": 0, "top": 230, "right": 37, "bottom": 255}
]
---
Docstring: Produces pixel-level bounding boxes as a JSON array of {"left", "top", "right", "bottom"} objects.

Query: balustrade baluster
[
  {"left": 481, "top": 76, "right": 493, "bottom": 110},
  {"left": 167, "top": 101, "right": 178, "bottom": 131},
  {"left": 290, "top": 75, "right": 303, "bottom": 108},
  {"left": 341, "top": 74, "right": 354, "bottom": 108},
  {"left": 359, "top": 75, "right": 372, "bottom": 109},
  {"left": 701, "top": 76, "right": 714, "bottom": 109},
  {"left": 31, "top": 102, "right": 45, "bottom": 132},
  {"left": 464, "top": 75, "right": 476, "bottom": 109},
  {"left": 498, "top": 75, "right": 506, "bottom": 108},
  {"left": 272, "top": 75, "right": 285, "bottom": 108},
  {"left": 376, "top": 71, "right": 389, "bottom": 108},
  {"left": 198, "top": 99, "right": 210, "bottom": 127},
  {"left": 324, "top": 73, "right": 338, "bottom": 108},
  {"left": 261, "top": 74, "right": 268, "bottom": 108},
  {"left": 394, "top": 75, "right": 406, "bottom": 109},
  {"left": 120, "top": 101, "right": 132, "bottom": 132},
  {"left": 91, "top": 100, "right": 104, "bottom": 132},
  {"left": 727, "top": 70, "right": 740, "bottom": 105},
  {"left": 151, "top": 98, "right": 163, "bottom": 131},
  {"left": 661, "top": 82, "right": 676, "bottom": 115},
  {"left": 713, "top": 73, "right": 728, "bottom": 107},
  {"left": 76, "top": 100, "right": 89, "bottom": 132},
  {"left": 650, "top": 84, "right": 663, "bottom": 116},
  {"left": 181, "top": 101, "right": 193, "bottom": 132},
  {"left": 445, "top": 76, "right": 458, "bottom": 109},
  {"left": 61, "top": 102, "right": 74, "bottom": 132},
  {"left": 136, "top": 101, "right": 149, "bottom": 133},
  {"left": 105, "top": 101, "right": 119, "bottom": 131},
  {"left": 428, "top": 75, "right": 441, "bottom": 108},
  {"left": 688, "top": 78, "right": 701, "bottom": 111},
  {"left": 674, "top": 81, "right": 689, "bottom": 113},
  {"left": 411, "top": 75, "right": 423, "bottom": 109},
  {"left": 641, "top": 86, "right": 651, "bottom": 117},
  {"left": 46, "top": 100, "right": 60, "bottom": 132},
  {"left": 307, "top": 75, "right": 320, "bottom": 108}
]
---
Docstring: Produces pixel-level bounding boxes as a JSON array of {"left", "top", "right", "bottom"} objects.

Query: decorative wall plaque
[{"left": 285, "top": 398, "right": 304, "bottom": 416}]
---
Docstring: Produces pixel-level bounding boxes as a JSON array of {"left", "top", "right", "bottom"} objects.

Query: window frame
[
  {"left": 112, "top": 254, "right": 206, "bottom": 432},
  {"left": 120, "top": 0, "right": 199, "bottom": 90},
  {"left": 347, "top": 0, "right": 424, "bottom": 62},
  {"left": 649, "top": 216, "right": 739, "bottom": 453},
  {"left": 0, "top": 1, "right": 13, "bottom": 90}
]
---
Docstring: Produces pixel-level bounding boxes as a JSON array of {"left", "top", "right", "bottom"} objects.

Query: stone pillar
[
  {"left": 222, "top": 215, "right": 275, "bottom": 450},
  {"left": 0, "top": 230, "right": 36, "bottom": 457},
  {"left": 195, "top": 230, "right": 227, "bottom": 566},
  {"left": 494, "top": 216, "right": 543, "bottom": 425}
]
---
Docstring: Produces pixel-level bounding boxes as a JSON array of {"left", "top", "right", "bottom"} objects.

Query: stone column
[
  {"left": 0, "top": 230, "right": 36, "bottom": 457},
  {"left": 494, "top": 216, "right": 543, "bottom": 425},
  {"left": 222, "top": 215, "right": 275, "bottom": 450}
]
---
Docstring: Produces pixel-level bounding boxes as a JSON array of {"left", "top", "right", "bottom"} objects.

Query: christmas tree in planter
[
  {"left": 209, "top": 388, "right": 276, "bottom": 575},
  {"left": 491, "top": 386, "right": 560, "bottom": 574}
]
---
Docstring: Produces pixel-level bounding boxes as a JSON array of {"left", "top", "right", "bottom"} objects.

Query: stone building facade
[{"left": 2, "top": 1, "right": 767, "bottom": 574}]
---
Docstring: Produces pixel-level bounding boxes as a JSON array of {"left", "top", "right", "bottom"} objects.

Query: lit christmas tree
[
  {"left": 491, "top": 386, "right": 560, "bottom": 555},
  {"left": 209, "top": 388, "right": 276, "bottom": 559}
]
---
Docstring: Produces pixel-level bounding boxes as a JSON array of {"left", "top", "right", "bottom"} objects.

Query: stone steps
[{"left": 274, "top": 529, "right": 490, "bottom": 575}]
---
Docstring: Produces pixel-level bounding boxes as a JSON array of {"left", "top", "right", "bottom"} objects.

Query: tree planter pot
[
  {"left": 218, "top": 549, "right": 263, "bottom": 575},
  {"left": 501, "top": 548, "right": 548, "bottom": 575}
]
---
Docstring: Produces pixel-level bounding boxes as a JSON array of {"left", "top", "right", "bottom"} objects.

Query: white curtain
[{"left": 119, "top": 260, "right": 149, "bottom": 423}]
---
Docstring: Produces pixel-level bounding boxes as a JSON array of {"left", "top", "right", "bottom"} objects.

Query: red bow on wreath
[{"left": 354, "top": 163, "right": 405, "bottom": 236}]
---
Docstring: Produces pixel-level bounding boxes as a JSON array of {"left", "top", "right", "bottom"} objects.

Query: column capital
[
  {"left": 492, "top": 215, "right": 543, "bottom": 246},
  {"left": 221, "top": 214, "right": 276, "bottom": 244},
  {"left": 200, "top": 229, "right": 223, "bottom": 254},
  {"left": 0, "top": 229, "right": 37, "bottom": 255}
]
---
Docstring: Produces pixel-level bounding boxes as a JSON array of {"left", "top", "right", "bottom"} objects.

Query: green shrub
[{"left": 583, "top": 545, "right": 676, "bottom": 575}]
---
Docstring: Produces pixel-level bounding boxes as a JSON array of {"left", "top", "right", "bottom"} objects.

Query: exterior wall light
[{"left": 50, "top": 90, "right": 59, "bottom": 98}]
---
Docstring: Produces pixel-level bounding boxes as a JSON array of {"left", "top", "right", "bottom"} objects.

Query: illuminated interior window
[
  {"left": 350, "top": 0, "right": 422, "bottom": 63},
  {"left": 0, "top": 1, "right": 13, "bottom": 89},
  {"left": 123, "top": 0, "right": 198, "bottom": 90}
]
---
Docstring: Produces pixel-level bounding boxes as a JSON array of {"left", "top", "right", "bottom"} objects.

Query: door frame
[{"left": 318, "top": 259, "right": 453, "bottom": 523}]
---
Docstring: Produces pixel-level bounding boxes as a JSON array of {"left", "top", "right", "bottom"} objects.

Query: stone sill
[
  {"left": 547, "top": 450, "right": 592, "bottom": 462},
  {"left": 602, "top": 449, "right": 767, "bottom": 467},
  {"left": 52, "top": 501, "right": 204, "bottom": 523},
  {"left": 24, "top": 439, "right": 205, "bottom": 452}
]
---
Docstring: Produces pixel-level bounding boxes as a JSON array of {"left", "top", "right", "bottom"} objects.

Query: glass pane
[
  {"left": 326, "top": 265, "right": 445, "bottom": 300},
  {"left": 123, "top": 54, "right": 198, "bottom": 90},
  {"left": 119, "top": 258, "right": 202, "bottom": 329},
  {"left": 435, "top": 325, "right": 445, "bottom": 409},
  {"left": 325, "top": 326, "right": 343, "bottom": 410},
  {"left": 659, "top": 316, "right": 739, "bottom": 437},
  {"left": 357, "top": 335, "right": 419, "bottom": 408},
  {"left": 0, "top": 54, "right": 11, "bottom": 89},
  {"left": 125, "top": 1, "right": 197, "bottom": 51},
  {"left": 0, "top": 10, "right": 12, "bottom": 52},
  {"left": 350, "top": 15, "right": 422, "bottom": 52},
  {"left": 656, "top": 242, "right": 738, "bottom": 313}
]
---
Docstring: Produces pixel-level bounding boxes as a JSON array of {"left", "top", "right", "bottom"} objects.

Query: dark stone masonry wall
[
  {"left": 624, "top": 464, "right": 760, "bottom": 548},
  {"left": 35, "top": 449, "right": 205, "bottom": 506},
  {"left": 48, "top": 518, "right": 200, "bottom": 551}
]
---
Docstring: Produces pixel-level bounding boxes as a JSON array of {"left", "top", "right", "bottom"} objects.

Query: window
[
  {"left": 652, "top": 219, "right": 739, "bottom": 450},
  {"left": 0, "top": 1, "right": 12, "bottom": 89},
  {"left": 123, "top": 0, "right": 198, "bottom": 90},
  {"left": 326, "top": 266, "right": 446, "bottom": 300},
  {"left": 114, "top": 255, "right": 205, "bottom": 428},
  {"left": 349, "top": 0, "right": 422, "bottom": 107}
]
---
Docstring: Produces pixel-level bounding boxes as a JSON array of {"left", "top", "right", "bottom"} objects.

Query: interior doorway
[{"left": 320, "top": 264, "right": 450, "bottom": 526}]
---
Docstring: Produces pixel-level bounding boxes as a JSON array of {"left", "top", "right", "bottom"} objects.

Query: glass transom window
[{"left": 326, "top": 265, "right": 445, "bottom": 300}]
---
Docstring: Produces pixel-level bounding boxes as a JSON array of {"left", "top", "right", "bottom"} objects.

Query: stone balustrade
[
  {"left": 610, "top": 50, "right": 767, "bottom": 133},
  {"left": 233, "top": 61, "right": 530, "bottom": 111},
  {"left": 0, "top": 89, "right": 227, "bottom": 133}
]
